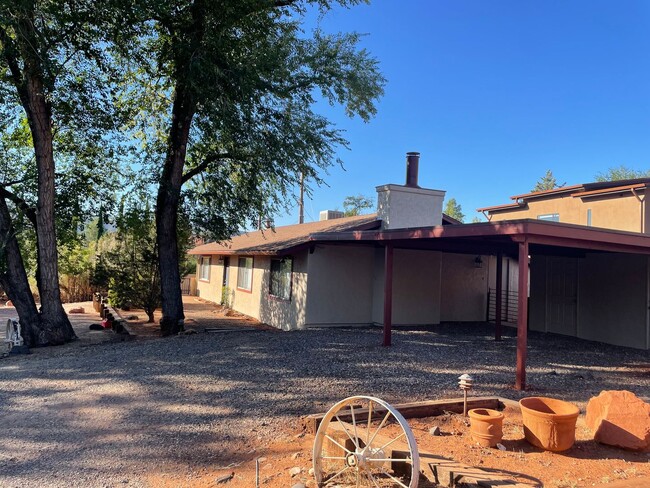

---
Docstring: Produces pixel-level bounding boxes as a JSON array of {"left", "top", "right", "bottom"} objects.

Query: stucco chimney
[
  {"left": 375, "top": 152, "right": 445, "bottom": 229},
  {"left": 405, "top": 152, "right": 420, "bottom": 188}
]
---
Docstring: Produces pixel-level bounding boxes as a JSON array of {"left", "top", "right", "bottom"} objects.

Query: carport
[{"left": 311, "top": 219, "right": 650, "bottom": 390}]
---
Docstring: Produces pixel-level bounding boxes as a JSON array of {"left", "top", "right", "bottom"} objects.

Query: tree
[
  {"left": 444, "top": 198, "right": 465, "bottom": 223},
  {"left": 595, "top": 165, "right": 650, "bottom": 182},
  {"left": 122, "top": 1, "right": 385, "bottom": 335},
  {"left": 104, "top": 197, "right": 160, "bottom": 323},
  {"left": 343, "top": 194, "right": 374, "bottom": 216},
  {"left": 0, "top": 1, "right": 128, "bottom": 344},
  {"left": 532, "top": 170, "right": 559, "bottom": 192}
]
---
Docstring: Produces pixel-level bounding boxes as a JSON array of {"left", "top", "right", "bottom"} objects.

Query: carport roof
[{"left": 309, "top": 219, "right": 650, "bottom": 257}]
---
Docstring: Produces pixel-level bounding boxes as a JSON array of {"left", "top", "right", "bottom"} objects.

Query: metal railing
[{"left": 486, "top": 288, "right": 518, "bottom": 323}]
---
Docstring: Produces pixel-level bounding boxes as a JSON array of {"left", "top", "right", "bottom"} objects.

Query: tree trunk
[
  {"left": 16, "top": 17, "right": 75, "bottom": 344},
  {"left": 0, "top": 198, "right": 44, "bottom": 347},
  {"left": 156, "top": 85, "right": 194, "bottom": 336}
]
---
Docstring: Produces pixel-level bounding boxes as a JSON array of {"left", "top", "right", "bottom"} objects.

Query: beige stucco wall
[
  {"left": 258, "top": 251, "right": 309, "bottom": 330},
  {"left": 195, "top": 256, "right": 225, "bottom": 303},
  {"left": 372, "top": 248, "right": 442, "bottom": 325},
  {"left": 305, "top": 245, "right": 375, "bottom": 325},
  {"left": 440, "top": 253, "right": 489, "bottom": 322},
  {"left": 490, "top": 193, "right": 644, "bottom": 233}
]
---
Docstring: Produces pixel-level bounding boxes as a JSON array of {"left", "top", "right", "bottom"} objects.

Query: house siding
[
  {"left": 440, "top": 253, "right": 489, "bottom": 322},
  {"left": 372, "top": 249, "right": 443, "bottom": 326},
  {"left": 490, "top": 192, "right": 644, "bottom": 233},
  {"left": 305, "top": 245, "right": 375, "bottom": 326}
]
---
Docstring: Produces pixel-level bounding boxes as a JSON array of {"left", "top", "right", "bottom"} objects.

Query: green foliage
[
  {"left": 120, "top": 0, "right": 386, "bottom": 240},
  {"left": 443, "top": 198, "right": 465, "bottom": 223},
  {"left": 532, "top": 170, "right": 559, "bottom": 192},
  {"left": 594, "top": 165, "right": 650, "bottom": 182},
  {"left": 221, "top": 286, "right": 232, "bottom": 309},
  {"left": 103, "top": 196, "right": 160, "bottom": 322},
  {"left": 343, "top": 194, "right": 374, "bottom": 216}
]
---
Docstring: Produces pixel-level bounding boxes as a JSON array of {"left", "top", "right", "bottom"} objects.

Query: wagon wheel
[{"left": 313, "top": 396, "right": 420, "bottom": 488}]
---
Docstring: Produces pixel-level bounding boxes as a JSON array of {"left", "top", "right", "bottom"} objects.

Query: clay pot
[
  {"left": 519, "top": 397, "right": 580, "bottom": 452},
  {"left": 468, "top": 408, "right": 504, "bottom": 447}
]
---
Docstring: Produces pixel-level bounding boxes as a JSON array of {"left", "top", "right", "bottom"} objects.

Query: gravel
[{"left": 0, "top": 322, "right": 648, "bottom": 487}]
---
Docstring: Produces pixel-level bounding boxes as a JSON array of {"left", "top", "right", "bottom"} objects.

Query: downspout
[{"left": 647, "top": 256, "right": 650, "bottom": 350}]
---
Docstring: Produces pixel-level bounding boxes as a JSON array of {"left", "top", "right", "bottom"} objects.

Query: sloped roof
[
  {"left": 189, "top": 214, "right": 379, "bottom": 256},
  {"left": 477, "top": 178, "right": 650, "bottom": 213}
]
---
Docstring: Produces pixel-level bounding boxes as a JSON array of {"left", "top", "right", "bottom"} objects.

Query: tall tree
[
  {"left": 125, "top": 0, "right": 385, "bottom": 335},
  {"left": 343, "top": 194, "right": 374, "bottom": 216},
  {"left": 0, "top": 1, "right": 127, "bottom": 344},
  {"left": 532, "top": 169, "right": 559, "bottom": 192},
  {"left": 595, "top": 165, "right": 650, "bottom": 182},
  {"left": 444, "top": 197, "right": 465, "bottom": 222}
]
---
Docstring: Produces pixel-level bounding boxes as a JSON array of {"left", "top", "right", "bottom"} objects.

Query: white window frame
[
  {"left": 237, "top": 257, "right": 253, "bottom": 292},
  {"left": 537, "top": 213, "right": 560, "bottom": 222},
  {"left": 199, "top": 256, "right": 210, "bottom": 281}
]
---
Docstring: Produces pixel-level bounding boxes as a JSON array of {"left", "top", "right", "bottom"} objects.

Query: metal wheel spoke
[
  {"left": 366, "top": 401, "right": 373, "bottom": 445},
  {"left": 365, "top": 470, "right": 383, "bottom": 488},
  {"left": 350, "top": 404, "right": 359, "bottom": 447},
  {"left": 324, "top": 464, "right": 351, "bottom": 484},
  {"left": 324, "top": 434, "right": 353, "bottom": 455},
  {"left": 365, "top": 457, "right": 412, "bottom": 463},
  {"left": 320, "top": 456, "right": 347, "bottom": 460},
  {"left": 377, "top": 465, "right": 410, "bottom": 488},
  {"left": 367, "top": 410, "right": 393, "bottom": 448},
  {"left": 335, "top": 413, "right": 360, "bottom": 450},
  {"left": 376, "top": 431, "right": 407, "bottom": 451},
  {"left": 356, "top": 467, "right": 360, "bottom": 487}
]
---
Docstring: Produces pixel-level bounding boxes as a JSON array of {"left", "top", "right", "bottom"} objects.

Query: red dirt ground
[{"left": 142, "top": 402, "right": 650, "bottom": 488}]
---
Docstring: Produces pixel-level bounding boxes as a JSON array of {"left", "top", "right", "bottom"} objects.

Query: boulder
[
  {"left": 585, "top": 390, "right": 650, "bottom": 451},
  {"left": 69, "top": 307, "right": 85, "bottom": 314}
]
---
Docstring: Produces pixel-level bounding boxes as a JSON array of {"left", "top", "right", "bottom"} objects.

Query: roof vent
[{"left": 319, "top": 210, "right": 345, "bottom": 221}]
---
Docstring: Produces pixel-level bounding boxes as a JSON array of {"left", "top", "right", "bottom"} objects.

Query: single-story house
[{"left": 190, "top": 153, "right": 650, "bottom": 389}]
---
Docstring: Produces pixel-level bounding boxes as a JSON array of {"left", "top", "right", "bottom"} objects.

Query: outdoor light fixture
[
  {"left": 458, "top": 373, "right": 474, "bottom": 416},
  {"left": 474, "top": 256, "right": 483, "bottom": 268}
]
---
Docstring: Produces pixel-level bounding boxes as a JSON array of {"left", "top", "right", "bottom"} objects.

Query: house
[
  {"left": 477, "top": 178, "right": 650, "bottom": 233},
  {"left": 190, "top": 152, "right": 488, "bottom": 331},
  {"left": 190, "top": 153, "right": 650, "bottom": 390}
]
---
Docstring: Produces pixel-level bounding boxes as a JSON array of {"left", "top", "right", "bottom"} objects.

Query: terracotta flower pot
[
  {"left": 468, "top": 408, "right": 504, "bottom": 447},
  {"left": 519, "top": 397, "right": 580, "bottom": 452}
]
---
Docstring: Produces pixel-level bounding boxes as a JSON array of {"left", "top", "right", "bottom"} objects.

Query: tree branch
[
  {"left": 181, "top": 152, "right": 233, "bottom": 184},
  {"left": 0, "top": 185, "right": 37, "bottom": 228}
]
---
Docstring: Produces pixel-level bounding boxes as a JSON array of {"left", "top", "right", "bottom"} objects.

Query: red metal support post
[
  {"left": 516, "top": 240, "right": 529, "bottom": 390},
  {"left": 383, "top": 243, "right": 394, "bottom": 347},
  {"left": 495, "top": 252, "right": 503, "bottom": 341}
]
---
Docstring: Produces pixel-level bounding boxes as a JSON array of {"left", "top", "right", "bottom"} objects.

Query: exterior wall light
[{"left": 474, "top": 256, "right": 483, "bottom": 268}]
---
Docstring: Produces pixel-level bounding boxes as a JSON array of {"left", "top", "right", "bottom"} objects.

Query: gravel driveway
[{"left": 0, "top": 318, "right": 648, "bottom": 487}]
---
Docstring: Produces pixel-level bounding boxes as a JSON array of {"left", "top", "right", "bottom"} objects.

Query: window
[
  {"left": 237, "top": 257, "right": 253, "bottom": 291},
  {"left": 537, "top": 213, "right": 559, "bottom": 222},
  {"left": 269, "top": 257, "right": 292, "bottom": 300},
  {"left": 199, "top": 256, "right": 210, "bottom": 281}
]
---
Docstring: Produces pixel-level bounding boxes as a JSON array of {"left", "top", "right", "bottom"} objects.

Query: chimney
[
  {"left": 405, "top": 151, "right": 420, "bottom": 188},
  {"left": 375, "top": 152, "right": 446, "bottom": 229}
]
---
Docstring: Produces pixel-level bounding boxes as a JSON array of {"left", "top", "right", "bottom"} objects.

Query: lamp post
[{"left": 458, "top": 374, "right": 474, "bottom": 416}]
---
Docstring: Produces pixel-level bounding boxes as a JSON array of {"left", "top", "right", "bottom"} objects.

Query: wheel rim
[{"left": 313, "top": 396, "right": 420, "bottom": 487}]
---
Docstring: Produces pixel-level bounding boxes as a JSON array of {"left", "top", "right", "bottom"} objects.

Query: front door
[{"left": 546, "top": 257, "right": 578, "bottom": 336}]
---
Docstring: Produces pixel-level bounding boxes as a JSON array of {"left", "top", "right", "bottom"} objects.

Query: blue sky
[{"left": 277, "top": 0, "right": 650, "bottom": 225}]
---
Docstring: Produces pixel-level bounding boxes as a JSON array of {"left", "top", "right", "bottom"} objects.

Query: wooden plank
[{"left": 302, "top": 396, "right": 500, "bottom": 434}]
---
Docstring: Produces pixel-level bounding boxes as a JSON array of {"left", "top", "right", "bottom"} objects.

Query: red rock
[
  {"left": 585, "top": 390, "right": 650, "bottom": 451},
  {"left": 5, "top": 300, "right": 13, "bottom": 307}
]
